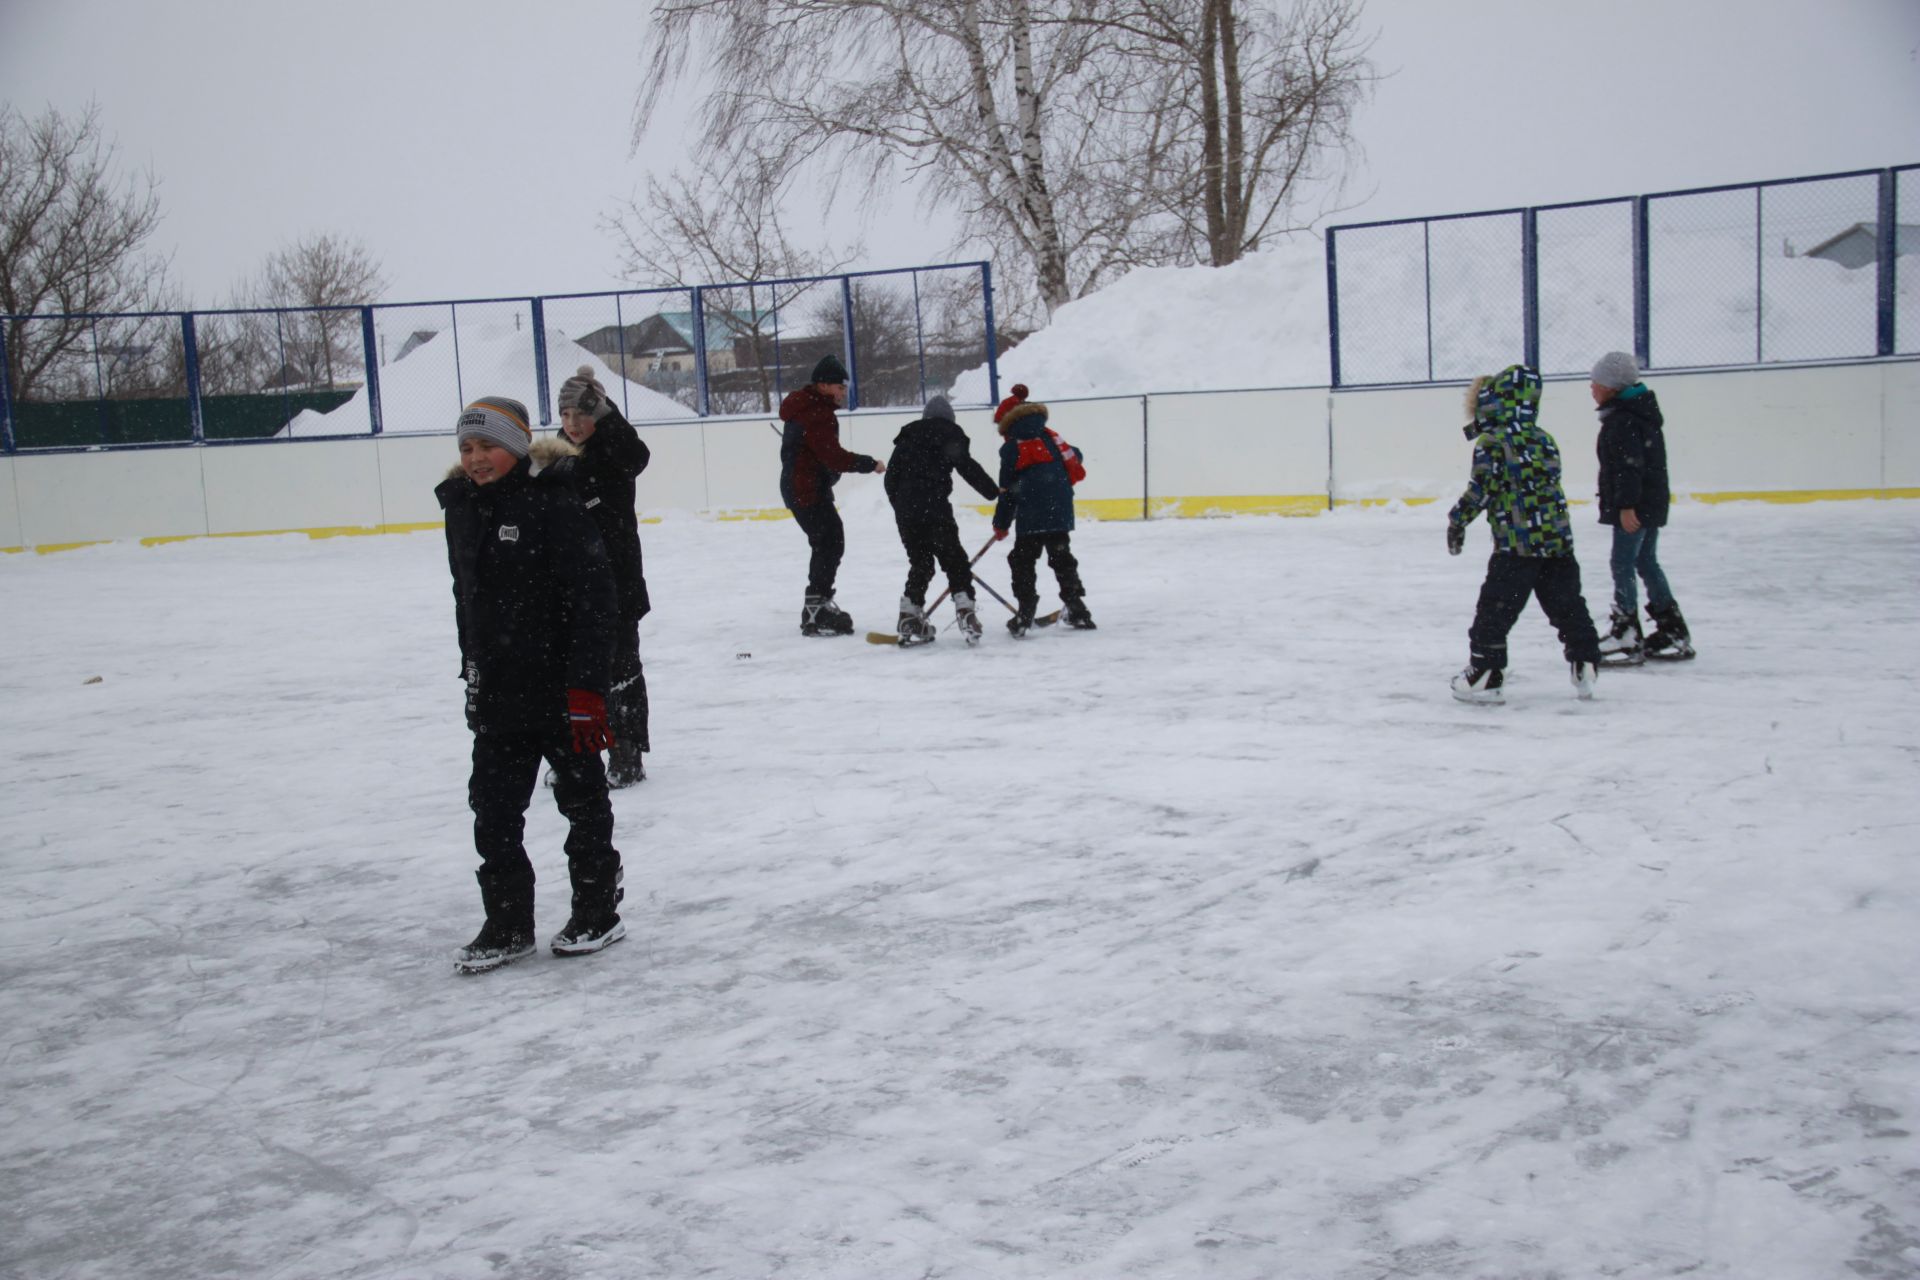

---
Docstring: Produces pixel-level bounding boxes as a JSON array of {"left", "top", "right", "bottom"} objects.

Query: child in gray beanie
[
  {"left": 1590, "top": 351, "right": 1694, "bottom": 663},
  {"left": 883, "top": 394, "right": 1001, "bottom": 645}
]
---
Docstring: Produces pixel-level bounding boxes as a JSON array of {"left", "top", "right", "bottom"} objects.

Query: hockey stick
[
  {"left": 968, "top": 573, "right": 1062, "bottom": 628},
  {"left": 864, "top": 534, "right": 1001, "bottom": 645}
]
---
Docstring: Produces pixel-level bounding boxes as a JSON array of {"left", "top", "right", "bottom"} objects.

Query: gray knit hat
[
  {"left": 923, "top": 394, "right": 955, "bottom": 423},
  {"left": 1590, "top": 351, "right": 1640, "bottom": 390},
  {"left": 557, "top": 364, "right": 611, "bottom": 419},
  {"left": 456, "top": 395, "right": 532, "bottom": 458}
]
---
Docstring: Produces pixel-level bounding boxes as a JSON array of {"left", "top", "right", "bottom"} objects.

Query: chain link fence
[
  {"left": 1, "top": 263, "right": 998, "bottom": 452},
  {"left": 1329, "top": 165, "right": 1916, "bottom": 387}
]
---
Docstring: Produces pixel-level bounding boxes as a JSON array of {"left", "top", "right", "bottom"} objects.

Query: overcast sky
[{"left": 1, "top": 0, "right": 1915, "bottom": 308}]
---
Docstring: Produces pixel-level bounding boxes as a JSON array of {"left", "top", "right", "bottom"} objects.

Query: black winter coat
[
  {"left": 1595, "top": 385, "right": 1671, "bottom": 528},
  {"left": 884, "top": 416, "right": 999, "bottom": 523},
  {"left": 552, "top": 407, "right": 651, "bottom": 621},
  {"left": 437, "top": 456, "right": 617, "bottom": 735}
]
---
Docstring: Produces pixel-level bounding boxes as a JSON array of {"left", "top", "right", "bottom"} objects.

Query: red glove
[
  {"left": 568, "top": 689, "right": 613, "bottom": 754},
  {"left": 992, "top": 525, "right": 1009, "bottom": 541}
]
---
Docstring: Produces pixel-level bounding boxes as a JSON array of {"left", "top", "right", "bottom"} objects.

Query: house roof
[{"left": 1803, "top": 221, "right": 1920, "bottom": 267}]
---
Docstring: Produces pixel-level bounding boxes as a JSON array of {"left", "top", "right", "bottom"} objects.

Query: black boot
[
  {"left": 1597, "top": 607, "right": 1644, "bottom": 667},
  {"left": 552, "top": 869, "right": 625, "bottom": 956},
  {"left": 1644, "top": 603, "right": 1696, "bottom": 661},
  {"left": 456, "top": 870, "right": 535, "bottom": 973}
]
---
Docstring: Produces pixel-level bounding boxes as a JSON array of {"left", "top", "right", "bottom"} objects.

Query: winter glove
[
  {"left": 992, "top": 525, "right": 1009, "bottom": 542},
  {"left": 558, "top": 365, "right": 612, "bottom": 421},
  {"left": 1446, "top": 523, "right": 1465, "bottom": 556},
  {"left": 568, "top": 689, "right": 613, "bottom": 754}
]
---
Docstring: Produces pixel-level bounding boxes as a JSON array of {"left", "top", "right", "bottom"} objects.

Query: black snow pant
[
  {"left": 1466, "top": 552, "right": 1603, "bottom": 672},
  {"left": 790, "top": 501, "right": 846, "bottom": 598},
  {"left": 609, "top": 621, "right": 649, "bottom": 753},
  {"left": 469, "top": 728, "right": 622, "bottom": 930},
  {"left": 1008, "top": 532, "right": 1085, "bottom": 611},
  {"left": 898, "top": 511, "right": 974, "bottom": 603}
]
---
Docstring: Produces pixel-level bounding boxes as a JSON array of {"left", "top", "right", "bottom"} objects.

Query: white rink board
[
  {"left": 3, "top": 361, "right": 1915, "bottom": 548},
  {"left": 1146, "top": 388, "right": 1328, "bottom": 506},
  {"left": 0, "top": 457, "right": 21, "bottom": 549},
  {"left": 12, "top": 449, "right": 207, "bottom": 546},
  {"left": 202, "top": 439, "right": 386, "bottom": 536}
]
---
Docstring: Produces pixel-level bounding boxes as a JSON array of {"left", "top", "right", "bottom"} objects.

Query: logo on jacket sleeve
[{"left": 497, "top": 525, "right": 520, "bottom": 543}]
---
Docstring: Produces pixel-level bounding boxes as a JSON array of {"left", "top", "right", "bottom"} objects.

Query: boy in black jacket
[
  {"left": 885, "top": 394, "right": 1000, "bottom": 645},
  {"left": 556, "top": 365, "right": 653, "bottom": 784},
  {"left": 1590, "top": 351, "right": 1694, "bottom": 664},
  {"left": 435, "top": 395, "right": 626, "bottom": 973}
]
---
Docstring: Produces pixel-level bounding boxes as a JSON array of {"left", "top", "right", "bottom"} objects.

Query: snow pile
[
  {"left": 279, "top": 322, "right": 689, "bottom": 437},
  {"left": 950, "top": 223, "right": 1913, "bottom": 399},
  {"left": 951, "top": 235, "right": 1332, "bottom": 401}
]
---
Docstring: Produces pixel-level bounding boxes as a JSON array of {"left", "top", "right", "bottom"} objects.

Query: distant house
[
  {"left": 391, "top": 329, "right": 439, "bottom": 362},
  {"left": 576, "top": 310, "right": 820, "bottom": 380},
  {"left": 1802, "top": 222, "right": 1920, "bottom": 270}
]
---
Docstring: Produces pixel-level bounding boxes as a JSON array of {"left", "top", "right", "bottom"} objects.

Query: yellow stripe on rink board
[
  {"left": 1689, "top": 488, "right": 1920, "bottom": 505},
  {"left": 6, "top": 488, "right": 1916, "bottom": 554}
]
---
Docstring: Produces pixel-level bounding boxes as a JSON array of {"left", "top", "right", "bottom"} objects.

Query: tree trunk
[
  {"left": 1009, "top": 3, "right": 1071, "bottom": 313},
  {"left": 1199, "top": 0, "right": 1228, "bottom": 266}
]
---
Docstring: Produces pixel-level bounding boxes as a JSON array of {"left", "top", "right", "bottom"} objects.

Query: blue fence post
[
  {"left": 1422, "top": 222, "right": 1434, "bottom": 382},
  {"left": 181, "top": 313, "right": 205, "bottom": 443},
  {"left": 1325, "top": 229, "right": 1342, "bottom": 388},
  {"left": 981, "top": 262, "right": 1001, "bottom": 405},
  {"left": 1877, "top": 169, "right": 1897, "bottom": 357},
  {"left": 614, "top": 293, "right": 629, "bottom": 418},
  {"left": 691, "top": 286, "right": 711, "bottom": 417},
  {"left": 531, "top": 297, "right": 551, "bottom": 425},
  {"left": 1753, "top": 186, "right": 1765, "bottom": 364},
  {"left": 0, "top": 319, "right": 15, "bottom": 454},
  {"left": 361, "top": 307, "right": 384, "bottom": 435},
  {"left": 1632, "top": 196, "right": 1651, "bottom": 368},
  {"left": 911, "top": 270, "right": 928, "bottom": 404},
  {"left": 1521, "top": 207, "right": 1540, "bottom": 370},
  {"left": 840, "top": 276, "right": 859, "bottom": 412}
]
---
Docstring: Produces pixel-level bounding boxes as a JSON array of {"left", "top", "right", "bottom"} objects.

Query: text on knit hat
[{"left": 456, "top": 396, "right": 533, "bottom": 458}]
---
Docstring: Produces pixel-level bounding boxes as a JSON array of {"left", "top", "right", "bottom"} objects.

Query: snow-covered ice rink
[{"left": 3, "top": 493, "right": 1917, "bottom": 1279}]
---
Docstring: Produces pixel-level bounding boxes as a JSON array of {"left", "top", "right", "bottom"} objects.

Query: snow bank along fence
[
  {"left": 0, "top": 261, "right": 1000, "bottom": 451},
  {"left": 4, "top": 359, "right": 1915, "bottom": 552},
  {"left": 1326, "top": 165, "right": 1920, "bottom": 386}
]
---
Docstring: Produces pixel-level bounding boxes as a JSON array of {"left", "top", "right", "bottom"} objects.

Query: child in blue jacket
[{"left": 990, "top": 384, "right": 1094, "bottom": 634}]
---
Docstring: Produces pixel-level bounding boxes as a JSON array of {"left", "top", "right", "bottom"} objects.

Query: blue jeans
[{"left": 1610, "top": 524, "right": 1675, "bottom": 616}]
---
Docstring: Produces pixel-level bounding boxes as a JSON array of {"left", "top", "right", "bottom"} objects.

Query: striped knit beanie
[{"left": 456, "top": 396, "right": 532, "bottom": 458}]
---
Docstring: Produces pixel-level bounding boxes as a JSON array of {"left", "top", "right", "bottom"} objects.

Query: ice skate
[
  {"left": 1060, "top": 597, "right": 1097, "bottom": 630},
  {"left": 1570, "top": 660, "right": 1599, "bottom": 701},
  {"left": 896, "top": 595, "right": 936, "bottom": 647},
  {"left": 1644, "top": 604, "right": 1695, "bottom": 661},
  {"left": 801, "top": 593, "right": 854, "bottom": 637},
  {"left": 1450, "top": 666, "right": 1505, "bottom": 706},
  {"left": 1597, "top": 607, "right": 1644, "bottom": 667},
  {"left": 606, "top": 740, "right": 646, "bottom": 787},
  {"left": 952, "top": 592, "right": 983, "bottom": 646}
]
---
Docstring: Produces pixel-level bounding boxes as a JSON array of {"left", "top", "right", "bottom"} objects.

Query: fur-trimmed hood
[
  {"left": 996, "top": 400, "right": 1049, "bottom": 435},
  {"left": 441, "top": 434, "right": 579, "bottom": 483}
]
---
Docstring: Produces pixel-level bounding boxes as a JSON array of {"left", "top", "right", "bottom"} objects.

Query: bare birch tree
[
  {"left": 635, "top": 0, "right": 1372, "bottom": 321},
  {"left": 0, "top": 103, "right": 170, "bottom": 400}
]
